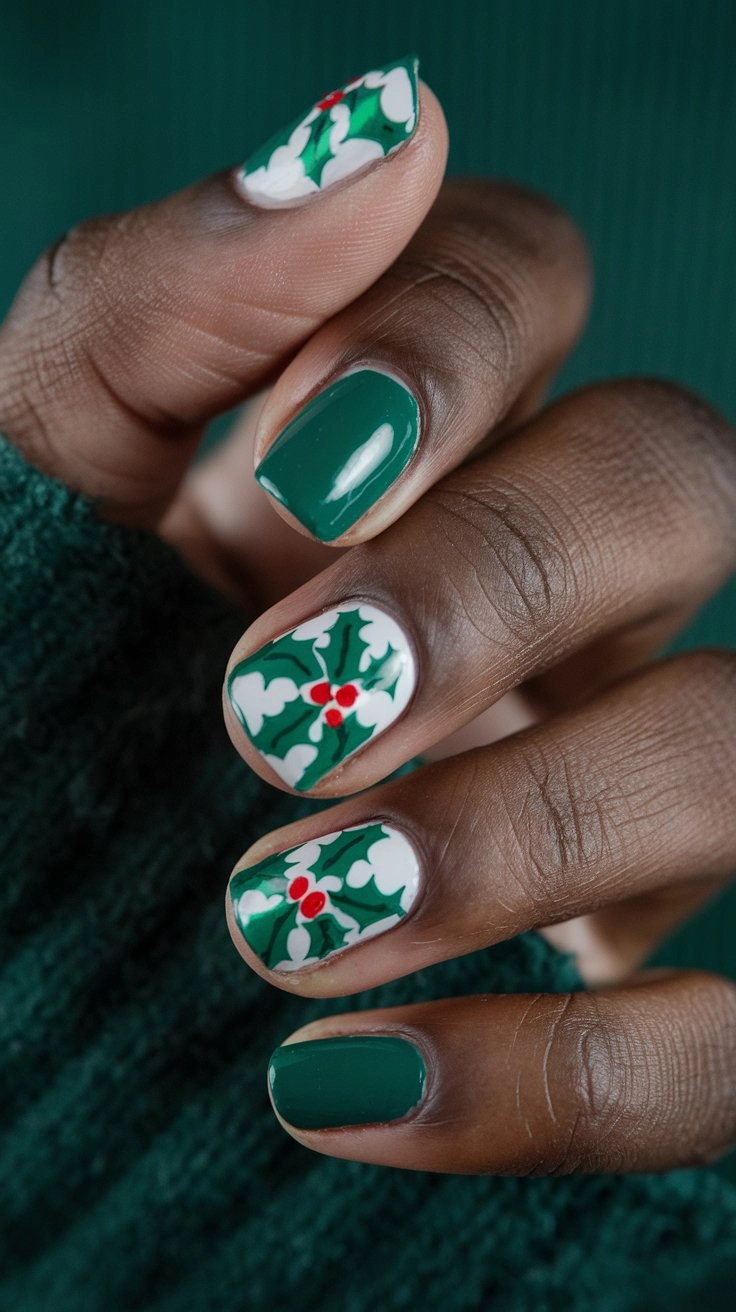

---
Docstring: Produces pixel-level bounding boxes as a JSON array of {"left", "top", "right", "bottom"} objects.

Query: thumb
[{"left": 0, "top": 60, "right": 446, "bottom": 525}]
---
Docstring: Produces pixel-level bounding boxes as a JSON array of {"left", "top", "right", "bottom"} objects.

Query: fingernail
[
  {"left": 230, "top": 822, "right": 420, "bottom": 971},
  {"left": 256, "top": 370, "right": 420, "bottom": 541},
  {"left": 237, "top": 56, "right": 419, "bottom": 206},
  {"left": 269, "top": 1035, "right": 426, "bottom": 1129},
  {"left": 227, "top": 603, "right": 415, "bottom": 792}
]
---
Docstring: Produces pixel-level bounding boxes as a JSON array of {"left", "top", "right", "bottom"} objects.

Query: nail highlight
[
  {"left": 230, "top": 822, "right": 420, "bottom": 971},
  {"left": 238, "top": 56, "right": 419, "bottom": 205},
  {"left": 269, "top": 1035, "right": 427, "bottom": 1129},
  {"left": 256, "top": 370, "right": 420, "bottom": 541},
  {"left": 227, "top": 603, "right": 415, "bottom": 791}
]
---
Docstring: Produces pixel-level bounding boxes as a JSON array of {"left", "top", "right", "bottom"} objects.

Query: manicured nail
[
  {"left": 238, "top": 56, "right": 419, "bottom": 205},
  {"left": 228, "top": 603, "right": 415, "bottom": 791},
  {"left": 230, "top": 822, "right": 420, "bottom": 971},
  {"left": 256, "top": 370, "right": 420, "bottom": 541},
  {"left": 269, "top": 1035, "right": 426, "bottom": 1129}
]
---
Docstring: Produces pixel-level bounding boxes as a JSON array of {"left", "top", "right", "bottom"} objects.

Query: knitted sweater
[{"left": 1, "top": 437, "right": 735, "bottom": 1311}]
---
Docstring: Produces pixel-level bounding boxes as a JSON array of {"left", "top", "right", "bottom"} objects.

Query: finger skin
[
  {"left": 226, "top": 651, "right": 736, "bottom": 996},
  {"left": 0, "top": 84, "right": 447, "bottom": 524},
  {"left": 225, "top": 379, "right": 736, "bottom": 796},
  {"left": 252, "top": 179, "right": 591, "bottom": 544},
  {"left": 270, "top": 973, "right": 736, "bottom": 1174}
]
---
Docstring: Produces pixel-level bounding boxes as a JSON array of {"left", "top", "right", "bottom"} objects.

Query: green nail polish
[
  {"left": 269, "top": 1035, "right": 426, "bottom": 1129},
  {"left": 230, "top": 823, "right": 420, "bottom": 971},
  {"left": 255, "top": 370, "right": 420, "bottom": 541},
  {"left": 239, "top": 57, "right": 419, "bottom": 206}
]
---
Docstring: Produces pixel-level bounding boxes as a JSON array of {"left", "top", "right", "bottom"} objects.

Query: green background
[{"left": 1, "top": 3, "right": 733, "bottom": 982}]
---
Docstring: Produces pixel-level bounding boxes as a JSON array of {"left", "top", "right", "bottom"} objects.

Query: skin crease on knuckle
[
  {"left": 530, "top": 977, "right": 736, "bottom": 1175},
  {"left": 507, "top": 654, "right": 736, "bottom": 924}
]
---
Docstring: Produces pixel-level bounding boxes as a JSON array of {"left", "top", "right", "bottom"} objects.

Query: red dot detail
[
  {"left": 310, "top": 681, "right": 332, "bottom": 705},
  {"left": 325, "top": 707, "right": 343, "bottom": 728},
  {"left": 288, "top": 876, "right": 309, "bottom": 901},
  {"left": 335, "top": 683, "right": 358, "bottom": 708},
  {"left": 301, "top": 890, "right": 326, "bottom": 919},
  {"left": 316, "top": 89, "right": 344, "bottom": 111}
]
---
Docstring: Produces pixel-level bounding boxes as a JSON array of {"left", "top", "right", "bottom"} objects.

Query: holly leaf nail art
[
  {"left": 230, "top": 823, "right": 420, "bottom": 971},
  {"left": 228, "top": 604, "right": 415, "bottom": 790},
  {"left": 240, "top": 57, "right": 419, "bottom": 204}
]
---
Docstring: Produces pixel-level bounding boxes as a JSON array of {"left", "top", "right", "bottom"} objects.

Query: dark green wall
[{"left": 1, "top": 0, "right": 734, "bottom": 985}]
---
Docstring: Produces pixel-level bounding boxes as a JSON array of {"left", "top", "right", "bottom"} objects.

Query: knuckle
[
  {"left": 665, "top": 649, "right": 736, "bottom": 749},
  {"left": 502, "top": 739, "right": 618, "bottom": 916},
  {"left": 516, "top": 994, "right": 630, "bottom": 1176},
  {"left": 384, "top": 179, "right": 590, "bottom": 409},
  {"left": 559, "top": 999, "right": 630, "bottom": 1173},
  {"left": 677, "top": 971, "right": 736, "bottom": 1165},
  {"left": 565, "top": 976, "right": 736, "bottom": 1173},
  {"left": 0, "top": 217, "right": 120, "bottom": 438},
  {"left": 566, "top": 378, "right": 736, "bottom": 539},
  {"left": 426, "top": 478, "right": 584, "bottom": 652},
  {"left": 398, "top": 245, "right": 527, "bottom": 397},
  {"left": 440, "top": 177, "right": 591, "bottom": 291},
  {"left": 517, "top": 977, "right": 736, "bottom": 1177}
]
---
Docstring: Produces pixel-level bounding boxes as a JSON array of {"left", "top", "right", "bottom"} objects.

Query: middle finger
[{"left": 225, "top": 378, "right": 736, "bottom": 794}]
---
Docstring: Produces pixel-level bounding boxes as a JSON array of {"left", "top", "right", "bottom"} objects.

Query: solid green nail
[
  {"left": 255, "top": 370, "right": 420, "bottom": 541},
  {"left": 268, "top": 1035, "right": 426, "bottom": 1129}
]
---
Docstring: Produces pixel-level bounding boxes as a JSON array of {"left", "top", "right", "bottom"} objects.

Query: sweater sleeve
[{"left": 1, "top": 434, "right": 735, "bottom": 1312}]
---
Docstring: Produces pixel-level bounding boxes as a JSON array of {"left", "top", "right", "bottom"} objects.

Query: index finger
[
  {"left": 0, "top": 61, "right": 446, "bottom": 525},
  {"left": 251, "top": 179, "right": 590, "bottom": 544}
]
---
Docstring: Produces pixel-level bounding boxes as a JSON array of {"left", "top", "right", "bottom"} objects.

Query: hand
[{"left": 2, "top": 61, "right": 734, "bottom": 1176}]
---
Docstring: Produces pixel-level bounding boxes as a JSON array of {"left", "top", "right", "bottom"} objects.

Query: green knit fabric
[{"left": 1, "top": 436, "right": 735, "bottom": 1311}]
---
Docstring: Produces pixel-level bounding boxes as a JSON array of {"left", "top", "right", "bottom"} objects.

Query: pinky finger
[{"left": 267, "top": 971, "right": 736, "bottom": 1174}]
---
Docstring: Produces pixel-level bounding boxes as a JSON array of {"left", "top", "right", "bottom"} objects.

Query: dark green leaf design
[
  {"left": 358, "top": 644, "right": 404, "bottom": 695},
  {"left": 319, "top": 824, "right": 386, "bottom": 871},
  {"left": 341, "top": 83, "right": 412, "bottom": 153},
  {"left": 296, "top": 714, "right": 375, "bottom": 793},
  {"left": 297, "top": 115, "right": 333, "bottom": 188},
  {"left": 297, "top": 63, "right": 416, "bottom": 189},
  {"left": 318, "top": 609, "right": 369, "bottom": 685},
  {"left": 249, "top": 898, "right": 295, "bottom": 965},
  {"left": 229, "top": 635, "right": 322, "bottom": 695},
  {"left": 252, "top": 699, "right": 323, "bottom": 762},
  {"left": 243, "top": 60, "right": 417, "bottom": 197},
  {"left": 333, "top": 874, "right": 407, "bottom": 932}
]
